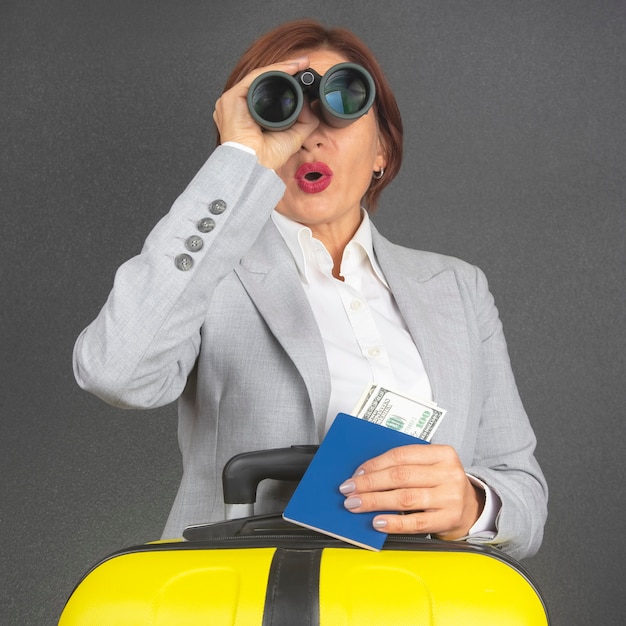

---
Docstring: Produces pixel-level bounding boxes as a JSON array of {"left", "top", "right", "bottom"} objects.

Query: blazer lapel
[
  {"left": 235, "top": 221, "right": 331, "bottom": 431},
  {"left": 372, "top": 228, "right": 472, "bottom": 443},
  {"left": 234, "top": 220, "right": 471, "bottom": 444}
]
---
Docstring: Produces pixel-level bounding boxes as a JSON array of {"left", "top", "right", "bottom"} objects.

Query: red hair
[{"left": 219, "top": 19, "right": 403, "bottom": 211}]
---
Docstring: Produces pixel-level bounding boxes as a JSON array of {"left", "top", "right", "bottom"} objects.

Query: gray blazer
[{"left": 74, "top": 145, "right": 547, "bottom": 559}]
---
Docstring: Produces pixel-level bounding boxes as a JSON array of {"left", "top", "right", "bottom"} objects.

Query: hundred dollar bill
[
  {"left": 353, "top": 383, "right": 442, "bottom": 416},
  {"left": 352, "top": 384, "right": 446, "bottom": 442}
]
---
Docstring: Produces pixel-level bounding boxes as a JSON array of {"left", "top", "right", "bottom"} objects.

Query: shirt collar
[{"left": 271, "top": 208, "right": 389, "bottom": 287}]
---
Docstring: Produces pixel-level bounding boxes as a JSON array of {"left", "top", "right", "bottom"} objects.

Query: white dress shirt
[
  {"left": 271, "top": 209, "right": 432, "bottom": 435},
  {"left": 271, "top": 208, "right": 499, "bottom": 539}
]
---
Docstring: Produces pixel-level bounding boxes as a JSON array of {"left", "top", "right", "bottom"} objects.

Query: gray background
[{"left": 1, "top": 0, "right": 624, "bottom": 624}]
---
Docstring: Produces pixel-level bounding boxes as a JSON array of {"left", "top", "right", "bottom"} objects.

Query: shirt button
[
  {"left": 209, "top": 199, "right": 227, "bottom": 215},
  {"left": 174, "top": 254, "right": 193, "bottom": 271},
  {"left": 368, "top": 347, "right": 381, "bottom": 358},
  {"left": 185, "top": 235, "right": 204, "bottom": 252},
  {"left": 197, "top": 217, "right": 215, "bottom": 233},
  {"left": 350, "top": 299, "right": 363, "bottom": 311}
]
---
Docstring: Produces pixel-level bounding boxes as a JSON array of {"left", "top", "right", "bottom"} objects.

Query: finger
[
  {"left": 372, "top": 509, "right": 473, "bottom": 540},
  {"left": 343, "top": 485, "right": 433, "bottom": 514},
  {"left": 350, "top": 478, "right": 480, "bottom": 539},
  {"left": 372, "top": 511, "right": 446, "bottom": 535},
  {"left": 234, "top": 56, "right": 311, "bottom": 91},
  {"left": 250, "top": 103, "right": 321, "bottom": 170},
  {"left": 341, "top": 460, "right": 456, "bottom": 498},
  {"left": 355, "top": 444, "right": 454, "bottom": 476},
  {"left": 275, "top": 105, "right": 320, "bottom": 148}
]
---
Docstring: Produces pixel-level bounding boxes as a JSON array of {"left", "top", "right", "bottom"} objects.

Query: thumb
[
  {"left": 258, "top": 112, "right": 320, "bottom": 170},
  {"left": 286, "top": 110, "right": 320, "bottom": 150}
]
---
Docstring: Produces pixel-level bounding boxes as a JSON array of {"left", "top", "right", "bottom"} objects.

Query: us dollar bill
[{"left": 352, "top": 384, "right": 446, "bottom": 442}]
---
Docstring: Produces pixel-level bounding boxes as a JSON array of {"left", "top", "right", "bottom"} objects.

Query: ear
[{"left": 374, "top": 136, "right": 387, "bottom": 172}]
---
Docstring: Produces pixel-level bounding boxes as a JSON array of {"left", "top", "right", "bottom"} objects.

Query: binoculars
[{"left": 247, "top": 62, "right": 376, "bottom": 131}]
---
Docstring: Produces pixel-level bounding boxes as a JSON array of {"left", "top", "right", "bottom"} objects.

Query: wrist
[
  {"left": 221, "top": 141, "right": 257, "bottom": 156},
  {"left": 436, "top": 480, "right": 485, "bottom": 541}
]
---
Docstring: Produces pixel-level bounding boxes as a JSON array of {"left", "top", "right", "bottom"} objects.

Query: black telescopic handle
[{"left": 222, "top": 445, "right": 319, "bottom": 505}]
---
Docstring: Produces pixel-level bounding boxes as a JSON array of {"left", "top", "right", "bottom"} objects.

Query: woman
[{"left": 73, "top": 19, "right": 547, "bottom": 559}]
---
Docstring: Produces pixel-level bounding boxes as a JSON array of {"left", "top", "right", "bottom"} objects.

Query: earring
[{"left": 372, "top": 168, "right": 384, "bottom": 180}]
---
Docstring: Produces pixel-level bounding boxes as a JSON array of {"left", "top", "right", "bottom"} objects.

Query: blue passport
[{"left": 282, "top": 412, "right": 428, "bottom": 551}]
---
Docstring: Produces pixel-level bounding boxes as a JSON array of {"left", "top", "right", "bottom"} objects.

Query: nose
[{"left": 300, "top": 99, "right": 326, "bottom": 151}]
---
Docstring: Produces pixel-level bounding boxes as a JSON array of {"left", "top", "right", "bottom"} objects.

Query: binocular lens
[
  {"left": 249, "top": 76, "right": 300, "bottom": 124},
  {"left": 247, "top": 63, "right": 375, "bottom": 131},
  {"left": 322, "top": 70, "right": 369, "bottom": 116}
]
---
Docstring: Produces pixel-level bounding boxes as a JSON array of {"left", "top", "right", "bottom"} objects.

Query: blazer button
[
  {"left": 197, "top": 217, "right": 215, "bottom": 233},
  {"left": 209, "top": 199, "right": 227, "bottom": 215},
  {"left": 185, "top": 235, "right": 204, "bottom": 252},
  {"left": 174, "top": 253, "right": 194, "bottom": 271}
]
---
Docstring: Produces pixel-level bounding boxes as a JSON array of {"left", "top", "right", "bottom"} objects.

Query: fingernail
[
  {"left": 353, "top": 468, "right": 365, "bottom": 477},
  {"left": 373, "top": 518, "right": 388, "bottom": 529},
  {"left": 339, "top": 480, "right": 356, "bottom": 494},
  {"left": 344, "top": 496, "right": 362, "bottom": 510}
]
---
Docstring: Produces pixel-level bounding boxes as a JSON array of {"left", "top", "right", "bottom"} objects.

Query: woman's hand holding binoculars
[{"left": 213, "top": 57, "right": 320, "bottom": 171}]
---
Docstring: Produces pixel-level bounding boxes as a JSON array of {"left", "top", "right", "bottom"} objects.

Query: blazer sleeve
[
  {"left": 463, "top": 264, "right": 548, "bottom": 560},
  {"left": 73, "top": 145, "right": 285, "bottom": 409}
]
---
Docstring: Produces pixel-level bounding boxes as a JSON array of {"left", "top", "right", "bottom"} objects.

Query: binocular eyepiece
[{"left": 247, "top": 62, "right": 376, "bottom": 131}]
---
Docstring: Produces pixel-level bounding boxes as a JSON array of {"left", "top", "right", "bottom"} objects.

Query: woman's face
[{"left": 274, "top": 48, "right": 386, "bottom": 243}]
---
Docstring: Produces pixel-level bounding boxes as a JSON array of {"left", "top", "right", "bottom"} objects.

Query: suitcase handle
[{"left": 222, "top": 445, "right": 318, "bottom": 504}]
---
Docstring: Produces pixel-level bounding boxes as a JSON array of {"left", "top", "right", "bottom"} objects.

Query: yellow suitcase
[{"left": 60, "top": 447, "right": 549, "bottom": 625}]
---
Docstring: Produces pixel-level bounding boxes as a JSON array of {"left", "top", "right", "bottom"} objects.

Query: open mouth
[{"left": 295, "top": 161, "right": 334, "bottom": 193}]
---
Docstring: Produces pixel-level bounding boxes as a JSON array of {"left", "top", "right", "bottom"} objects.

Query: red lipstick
[{"left": 295, "top": 162, "right": 333, "bottom": 193}]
